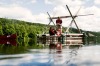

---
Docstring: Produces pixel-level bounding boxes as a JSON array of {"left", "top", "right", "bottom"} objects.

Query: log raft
[{"left": 37, "top": 33, "right": 85, "bottom": 46}]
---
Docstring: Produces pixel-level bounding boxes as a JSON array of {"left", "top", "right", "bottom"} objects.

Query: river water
[{"left": 0, "top": 45, "right": 100, "bottom": 66}]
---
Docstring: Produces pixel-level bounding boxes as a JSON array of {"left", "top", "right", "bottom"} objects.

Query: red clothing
[
  {"left": 56, "top": 19, "right": 62, "bottom": 24},
  {"left": 49, "top": 29, "right": 56, "bottom": 35}
]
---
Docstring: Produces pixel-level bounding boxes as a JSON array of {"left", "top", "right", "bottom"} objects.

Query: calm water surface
[{"left": 0, "top": 45, "right": 100, "bottom": 66}]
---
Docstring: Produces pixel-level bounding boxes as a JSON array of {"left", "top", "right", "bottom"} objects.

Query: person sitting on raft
[{"left": 49, "top": 27, "right": 56, "bottom": 36}]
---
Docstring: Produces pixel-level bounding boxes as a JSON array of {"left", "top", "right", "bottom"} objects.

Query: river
[{"left": 0, "top": 45, "right": 100, "bottom": 66}]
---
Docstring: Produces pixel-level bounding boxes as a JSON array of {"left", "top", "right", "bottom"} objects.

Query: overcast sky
[{"left": 0, "top": 0, "right": 100, "bottom": 32}]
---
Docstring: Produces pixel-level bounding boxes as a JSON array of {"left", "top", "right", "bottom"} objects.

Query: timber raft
[
  {"left": 37, "top": 5, "right": 93, "bottom": 49},
  {"left": 37, "top": 33, "right": 85, "bottom": 46}
]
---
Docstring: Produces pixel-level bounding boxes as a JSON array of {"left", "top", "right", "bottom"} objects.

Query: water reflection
[
  {"left": 0, "top": 44, "right": 100, "bottom": 66},
  {"left": 66, "top": 49, "right": 78, "bottom": 65},
  {"left": 0, "top": 45, "right": 28, "bottom": 55},
  {"left": 0, "top": 56, "right": 22, "bottom": 60}
]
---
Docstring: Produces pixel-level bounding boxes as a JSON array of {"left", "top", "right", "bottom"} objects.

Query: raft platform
[{"left": 37, "top": 33, "right": 85, "bottom": 46}]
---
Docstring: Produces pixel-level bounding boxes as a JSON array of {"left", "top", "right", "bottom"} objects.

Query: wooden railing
[{"left": 37, "top": 33, "right": 84, "bottom": 46}]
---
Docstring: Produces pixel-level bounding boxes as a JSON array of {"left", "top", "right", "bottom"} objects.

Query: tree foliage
[
  {"left": 0, "top": 18, "right": 100, "bottom": 46},
  {"left": 0, "top": 18, "right": 47, "bottom": 46}
]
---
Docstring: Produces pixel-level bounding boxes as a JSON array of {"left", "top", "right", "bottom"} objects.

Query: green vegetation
[
  {"left": 0, "top": 18, "right": 100, "bottom": 47},
  {"left": 68, "top": 27, "right": 100, "bottom": 44},
  {"left": 0, "top": 18, "right": 48, "bottom": 47}
]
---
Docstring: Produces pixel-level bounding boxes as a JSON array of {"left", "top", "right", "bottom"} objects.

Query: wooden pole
[
  {"left": 66, "top": 5, "right": 81, "bottom": 33},
  {"left": 47, "top": 12, "right": 56, "bottom": 26}
]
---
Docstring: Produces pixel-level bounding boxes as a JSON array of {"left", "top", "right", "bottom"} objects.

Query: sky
[{"left": 0, "top": 0, "right": 100, "bottom": 32}]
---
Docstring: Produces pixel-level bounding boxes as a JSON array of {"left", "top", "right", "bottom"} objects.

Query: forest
[{"left": 0, "top": 18, "right": 100, "bottom": 47}]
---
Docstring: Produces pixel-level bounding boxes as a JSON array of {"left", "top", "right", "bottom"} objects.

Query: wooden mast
[{"left": 66, "top": 5, "right": 81, "bottom": 33}]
